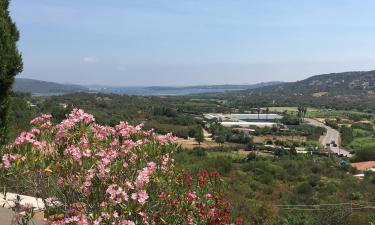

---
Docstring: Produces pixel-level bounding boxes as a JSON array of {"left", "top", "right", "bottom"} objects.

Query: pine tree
[{"left": 0, "top": 0, "right": 23, "bottom": 145}]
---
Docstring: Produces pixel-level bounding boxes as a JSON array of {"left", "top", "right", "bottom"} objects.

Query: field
[
  {"left": 265, "top": 106, "right": 371, "bottom": 118},
  {"left": 252, "top": 135, "right": 306, "bottom": 144}
]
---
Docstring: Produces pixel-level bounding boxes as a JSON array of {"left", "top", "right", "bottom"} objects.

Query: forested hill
[
  {"left": 213, "top": 70, "right": 375, "bottom": 110},
  {"left": 262, "top": 70, "right": 375, "bottom": 94},
  {"left": 14, "top": 78, "right": 88, "bottom": 95}
]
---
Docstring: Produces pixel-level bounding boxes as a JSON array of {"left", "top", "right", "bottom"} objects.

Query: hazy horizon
[{"left": 10, "top": 0, "right": 375, "bottom": 86}]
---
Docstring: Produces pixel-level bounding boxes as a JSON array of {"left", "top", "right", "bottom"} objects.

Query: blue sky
[{"left": 10, "top": 0, "right": 375, "bottom": 86}]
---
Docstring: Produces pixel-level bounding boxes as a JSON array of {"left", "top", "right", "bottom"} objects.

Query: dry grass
[
  {"left": 253, "top": 135, "right": 306, "bottom": 144},
  {"left": 176, "top": 138, "right": 222, "bottom": 149},
  {"left": 312, "top": 92, "right": 328, "bottom": 97}
]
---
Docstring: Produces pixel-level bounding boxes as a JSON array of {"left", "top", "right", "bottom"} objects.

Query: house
[{"left": 350, "top": 161, "right": 375, "bottom": 171}]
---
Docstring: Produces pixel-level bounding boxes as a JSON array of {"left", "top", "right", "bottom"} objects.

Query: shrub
[
  {"left": 354, "top": 144, "right": 375, "bottom": 161},
  {"left": 325, "top": 119, "right": 339, "bottom": 129},
  {"left": 351, "top": 122, "right": 374, "bottom": 131},
  {"left": 296, "top": 182, "right": 313, "bottom": 195},
  {"left": 0, "top": 109, "right": 242, "bottom": 225}
]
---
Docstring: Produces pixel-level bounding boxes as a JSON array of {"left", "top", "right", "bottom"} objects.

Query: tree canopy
[{"left": 0, "top": 0, "right": 23, "bottom": 145}]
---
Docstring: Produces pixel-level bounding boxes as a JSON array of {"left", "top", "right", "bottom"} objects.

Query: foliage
[
  {"left": 341, "top": 126, "right": 354, "bottom": 147},
  {"left": 353, "top": 144, "right": 375, "bottom": 162},
  {"left": 325, "top": 119, "right": 339, "bottom": 129},
  {"left": 193, "top": 126, "right": 205, "bottom": 145},
  {"left": 312, "top": 206, "right": 351, "bottom": 225},
  {"left": 351, "top": 122, "right": 374, "bottom": 132},
  {"left": 0, "top": 0, "right": 23, "bottom": 145},
  {"left": 280, "top": 114, "right": 300, "bottom": 125},
  {"left": 0, "top": 109, "right": 241, "bottom": 225},
  {"left": 175, "top": 150, "right": 375, "bottom": 224}
]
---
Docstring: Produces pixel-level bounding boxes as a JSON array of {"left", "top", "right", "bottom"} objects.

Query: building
[
  {"left": 350, "top": 161, "right": 375, "bottom": 172},
  {"left": 232, "top": 128, "right": 256, "bottom": 135},
  {"left": 203, "top": 113, "right": 282, "bottom": 122},
  {"left": 221, "top": 121, "right": 277, "bottom": 128},
  {"left": 203, "top": 113, "right": 282, "bottom": 128}
]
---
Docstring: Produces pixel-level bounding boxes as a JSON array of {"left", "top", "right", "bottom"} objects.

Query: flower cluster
[{"left": 1, "top": 109, "right": 241, "bottom": 225}]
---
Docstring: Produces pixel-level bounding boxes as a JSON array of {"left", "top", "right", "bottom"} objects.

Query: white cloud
[{"left": 82, "top": 57, "right": 98, "bottom": 63}]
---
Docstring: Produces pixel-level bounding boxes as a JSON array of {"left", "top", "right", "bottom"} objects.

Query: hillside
[
  {"left": 14, "top": 78, "right": 88, "bottom": 95},
  {"left": 213, "top": 70, "right": 375, "bottom": 110}
]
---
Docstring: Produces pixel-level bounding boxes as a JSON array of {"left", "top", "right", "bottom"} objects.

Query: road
[{"left": 305, "top": 118, "right": 352, "bottom": 157}]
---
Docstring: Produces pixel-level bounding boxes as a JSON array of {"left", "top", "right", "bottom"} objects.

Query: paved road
[{"left": 306, "top": 118, "right": 352, "bottom": 157}]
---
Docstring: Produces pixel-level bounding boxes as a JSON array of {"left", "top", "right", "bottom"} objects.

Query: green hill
[
  {"left": 215, "top": 70, "right": 375, "bottom": 110},
  {"left": 14, "top": 78, "right": 88, "bottom": 95}
]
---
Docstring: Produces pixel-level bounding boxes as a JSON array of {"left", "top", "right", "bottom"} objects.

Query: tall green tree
[
  {"left": 194, "top": 126, "right": 204, "bottom": 145},
  {"left": 0, "top": 0, "right": 23, "bottom": 145}
]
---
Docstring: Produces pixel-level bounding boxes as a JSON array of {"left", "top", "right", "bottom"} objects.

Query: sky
[{"left": 9, "top": 0, "right": 375, "bottom": 86}]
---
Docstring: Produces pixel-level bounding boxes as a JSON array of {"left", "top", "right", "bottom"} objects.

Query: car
[
  {"left": 326, "top": 143, "right": 331, "bottom": 147},
  {"left": 331, "top": 140, "right": 336, "bottom": 144},
  {"left": 333, "top": 144, "right": 338, "bottom": 147}
]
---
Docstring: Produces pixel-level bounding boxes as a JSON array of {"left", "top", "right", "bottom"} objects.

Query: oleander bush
[{"left": 0, "top": 109, "right": 242, "bottom": 225}]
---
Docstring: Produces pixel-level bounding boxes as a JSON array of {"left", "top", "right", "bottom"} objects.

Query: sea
[{"left": 86, "top": 86, "right": 245, "bottom": 96}]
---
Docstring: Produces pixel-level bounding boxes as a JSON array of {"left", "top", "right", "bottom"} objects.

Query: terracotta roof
[{"left": 350, "top": 161, "right": 375, "bottom": 171}]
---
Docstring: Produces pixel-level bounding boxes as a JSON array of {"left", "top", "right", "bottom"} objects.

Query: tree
[
  {"left": 355, "top": 144, "right": 375, "bottom": 161},
  {"left": 256, "top": 107, "right": 261, "bottom": 120},
  {"left": 0, "top": 0, "right": 23, "bottom": 145},
  {"left": 194, "top": 126, "right": 204, "bottom": 145},
  {"left": 297, "top": 105, "right": 307, "bottom": 122},
  {"left": 214, "top": 135, "right": 225, "bottom": 147}
]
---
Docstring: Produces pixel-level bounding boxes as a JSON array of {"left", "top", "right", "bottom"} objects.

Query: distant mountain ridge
[
  {"left": 217, "top": 70, "right": 375, "bottom": 110},
  {"left": 145, "top": 82, "right": 283, "bottom": 91},
  {"left": 14, "top": 78, "right": 88, "bottom": 95}
]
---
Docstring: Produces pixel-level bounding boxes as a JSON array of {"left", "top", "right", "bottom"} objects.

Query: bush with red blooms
[{"left": 0, "top": 109, "right": 242, "bottom": 225}]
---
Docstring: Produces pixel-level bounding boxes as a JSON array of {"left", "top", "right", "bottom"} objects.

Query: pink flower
[
  {"left": 57, "top": 177, "right": 64, "bottom": 185},
  {"left": 131, "top": 190, "right": 149, "bottom": 205},
  {"left": 64, "top": 146, "right": 82, "bottom": 162},
  {"left": 135, "top": 162, "right": 157, "bottom": 189},
  {"left": 1, "top": 154, "right": 25, "bottom": 169},
  {"left": 68, "top": 109, "right": 95, "bottom": 124},
  {"left": 30, "top": 114, "right": 52, "bottom": 129},
  {"left": 106, "top": 184, "right": 128, "bottom": 205},
  {"left": 120, "top": 220, "right": 135, "bottom": 225},
  {"left": 1, "top": 154, "right": 12, "bottom": 169},
  {"left": 187, "top": 191, "right": 197, "bottom": 202},
  {"left": 156, "top": 133, "right": 177, "bottom": 145}
]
